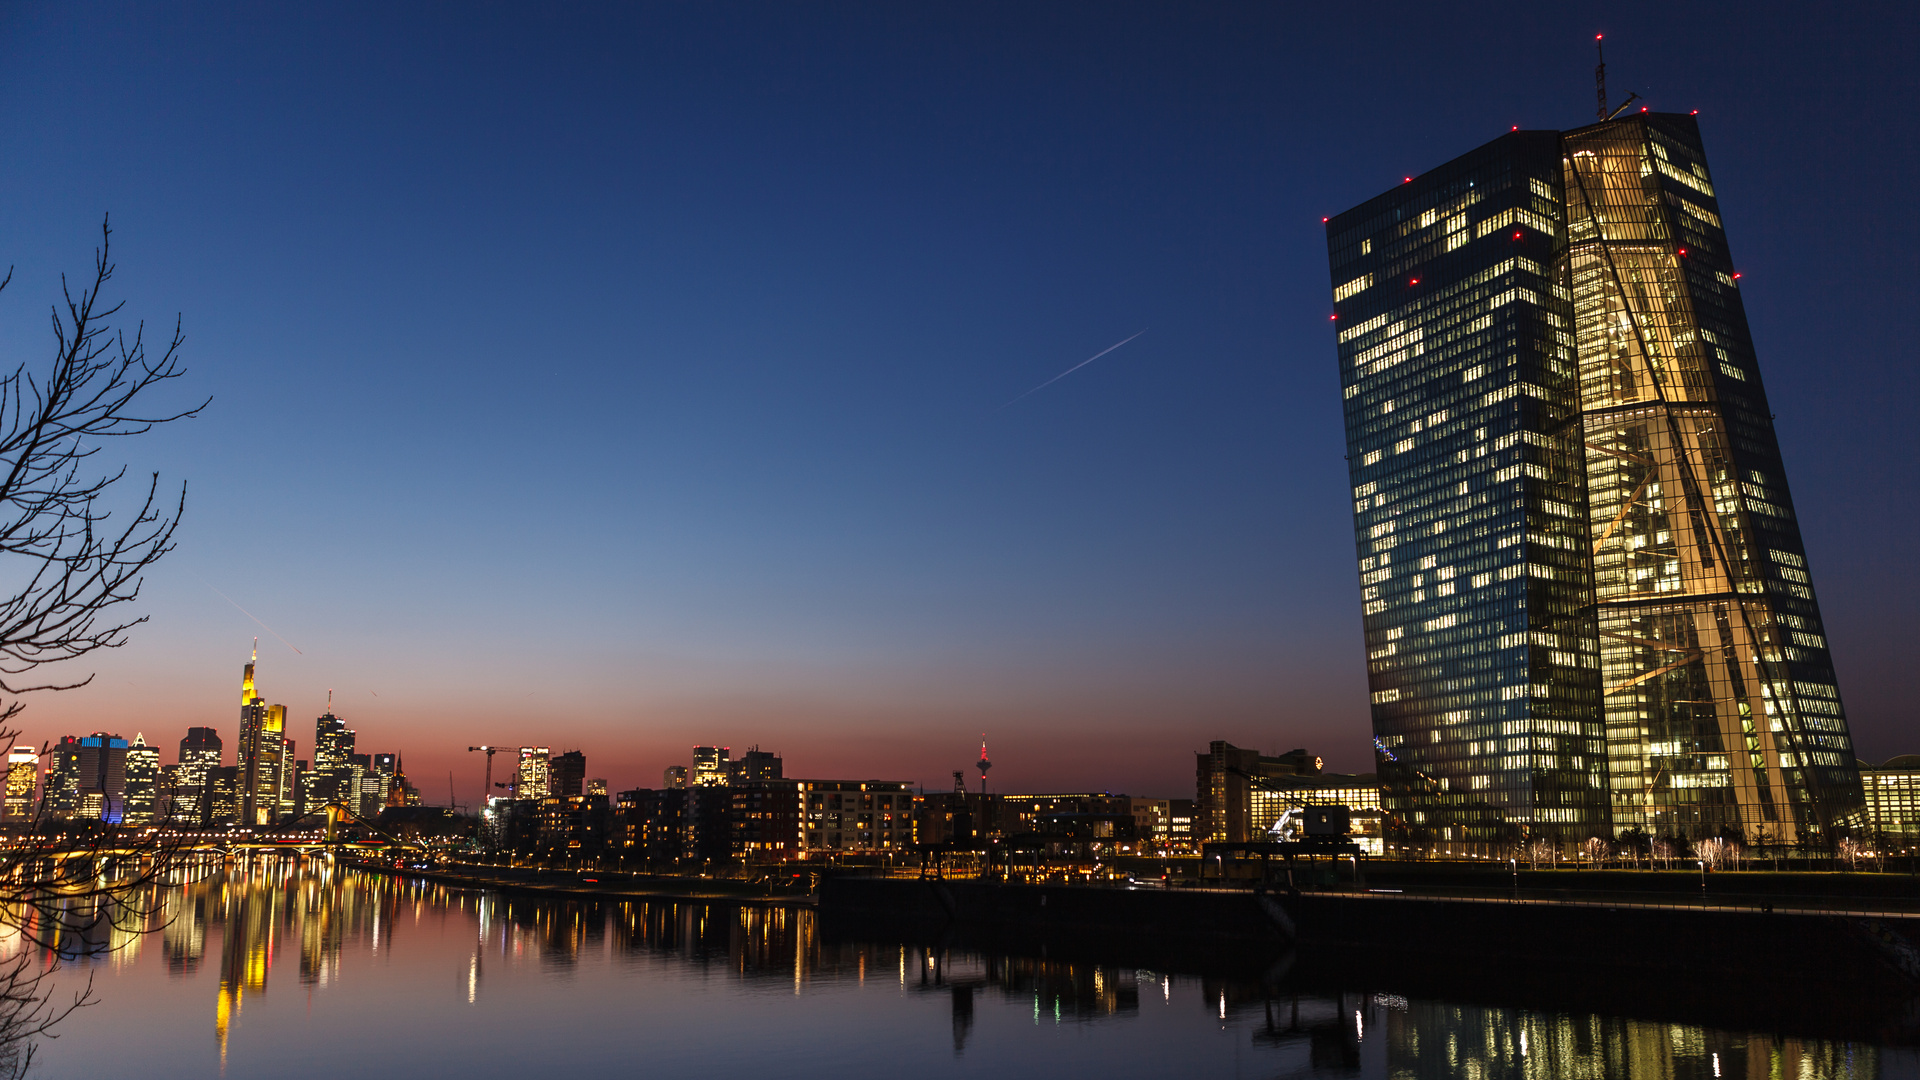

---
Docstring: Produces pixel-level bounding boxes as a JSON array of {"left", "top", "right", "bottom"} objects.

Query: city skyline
[{"left": 2, "top": 5, "right": 1913, "bottom": 802}]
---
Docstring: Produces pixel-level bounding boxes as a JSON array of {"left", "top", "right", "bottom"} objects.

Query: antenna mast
[
  {"left": 1595, "top": 33, "right": 1642, "bottom": 121},
  {"left": 1595, "top": 35, "right": 1608, "bottom": 121}
]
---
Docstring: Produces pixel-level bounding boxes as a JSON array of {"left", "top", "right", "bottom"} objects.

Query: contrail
[
  {"left": 201, "top": 580, "right": 304, "bottom": 655},
  {"left": 1000, "top": 330, "right": 1146, "bottom": 409}
]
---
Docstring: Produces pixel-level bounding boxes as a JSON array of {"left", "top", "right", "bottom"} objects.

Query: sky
[{"left": 0, "top": 2, "right": 1913, "bottom": 804}]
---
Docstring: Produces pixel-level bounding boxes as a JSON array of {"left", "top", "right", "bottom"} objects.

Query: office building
[
  {"left": 662, "top": 765, "right": 688, "bottom": 790},
  {"left": 1327, "top": 112, "right": 1863, "bottom": 847},
  {"left": 275, "top": 737, "right": 298, "bottom": 821},
  {"left": 312, "top": 705, "right": 354, "bottom": 811},
  {"left": 729, "top": 748, "right": 782, "bottom": 783},
  {"left": 550, "top": 751, "right": 586, "bottom": 798},
  {"left": 177, "top": 727, "right": 223, "bottom": 826},
  {"left": 43, "top": 737, "right": 83, "bottom": 819},
  {"left": 4, "top": 746, "right": 37, "bottom": 822},
  {"left": 691, "top": 746, "right": 729, "bottom": 787},
  {"left": 236, "top": 648, "right": 287, "bottom": 826},
  {"left": 71, "top": 733, "right": 129, "bottom": 823},
  {"left": 125, "top": 733, "right": 160, "bottom": 825},
  {"left": 515, "top": 747, "right": 550, "bottom": 799},
  {"left": 206, "top": 764, "right": 239, "bottom": 827},
  {"left": 1860, "top": 756, "right": 1920, "bottom": 849},
  {"left": 1196, "top": 743, "right": 1332, "bottom": 844}
]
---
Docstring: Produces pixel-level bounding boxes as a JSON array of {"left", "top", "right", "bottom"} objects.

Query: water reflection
[{"left": 11, "top": 855, "right": 1911, "bottom": 1079}]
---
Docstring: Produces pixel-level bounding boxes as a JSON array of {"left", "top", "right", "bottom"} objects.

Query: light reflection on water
[{"left": 11, "top": 854, "right": 1918, "bottom": 1079}]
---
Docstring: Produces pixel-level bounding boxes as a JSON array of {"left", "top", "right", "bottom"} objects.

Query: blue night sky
[{"left": 0, "top": 3, "right": 1913, "bottom": 801}]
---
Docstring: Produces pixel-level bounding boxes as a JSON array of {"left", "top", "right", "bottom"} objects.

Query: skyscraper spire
[{"left": 241, "top": 641, "right": 258, "bottom": 706}]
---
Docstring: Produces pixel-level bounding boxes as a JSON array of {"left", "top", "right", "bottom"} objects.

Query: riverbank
[
  {"left": 356, "top": 859, "right": 817, "bottom": 905},
  {"left": 821, "top": 875, "right": 1920, "bottom": 998}
]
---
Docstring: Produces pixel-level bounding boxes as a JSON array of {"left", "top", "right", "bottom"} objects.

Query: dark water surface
[{"left": 24, "top": 857, "right": 1920, "bottom": 1078}]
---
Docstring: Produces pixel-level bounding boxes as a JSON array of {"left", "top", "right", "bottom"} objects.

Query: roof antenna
[
  {"left": 1595, "top": 35, "right": 1607, "bottom": 120},
  {"left": 1596, "top": 34, "right": 1641, "bottom": 121}
]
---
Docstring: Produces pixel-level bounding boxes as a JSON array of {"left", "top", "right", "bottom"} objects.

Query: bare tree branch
[{"left": 0, "top": 216, "right": 203, "bottom": 1067}]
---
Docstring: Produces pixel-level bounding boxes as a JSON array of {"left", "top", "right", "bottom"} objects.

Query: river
[{"left": 15, "top": 855, "right": 1919, "bottom": 1078}]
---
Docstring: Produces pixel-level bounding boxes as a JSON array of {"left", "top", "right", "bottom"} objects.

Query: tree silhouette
[{"left": 0, "top": 217, "right": 203, "bottom": 1076}]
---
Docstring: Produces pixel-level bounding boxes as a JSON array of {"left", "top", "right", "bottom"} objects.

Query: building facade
[
  {"left": 125, "top": 733, "right": 160, "bottom": 825},
  {"left": 177, "top": 727, "right": 222, "bottom": 826},
  {"left": 1327, "top": 114, "right": 1864, "bottom": 848},
  {"left": 4, "top": 746, "right": 36, "bottom": 822},
  {"left": 236, "top": 649, "right": 288, "bottom": 826},
  {"left": 515, "top": 747, "right": 550, "bottom": 799},
  {"left": 798, "top": 780, "right": 914, "bottom": 853},
  {"left": 1860, "top": 756, "right": 1920, "bottom": 849}
]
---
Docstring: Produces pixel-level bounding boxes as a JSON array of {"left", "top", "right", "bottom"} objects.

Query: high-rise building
[
  {"left": 73, "top": 733, "right": 129, "bottom": 823},
  {"left": 515, "top": 747, "right": 550, "bottom": 799},
  {"left": 313, "top": 703, "right": 355, "bottom": 812},
  {"left": 690, "top": 746, "right": 730, "bottom": 787},
  {"left": 236, "top": 647, "right": 288, "bottom": 826},
  {"left": 1327, "top": 112, "right": 1863, "bottom": 848},
  {"left": 4, "top": 746, "right": 37, "bottom": 822},
  {"left": 124, "top": 733, "right": 160, "bottom": 825},
  {"left": 550, "top": 751, "right": 585, "bottom": 798},
  {"left": 276, "top": 737, "right": 298, "bottom": 821},
  {"left": 662, "top": 765, "right": 688, "bottom": 790},
  {"left": 177, "top": 727, "right": 223, "bottom": 826},
  {"left": 732, "top": 748, "right": 783, "bottom": 783},
  {"left": 206, "top": 764, "right": 239, "bottom": 826},
  {"left": 44, "top": 738, "right": 82, "bottom": 819}
]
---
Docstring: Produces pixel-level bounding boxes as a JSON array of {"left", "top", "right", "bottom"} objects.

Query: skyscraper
[
  {"left": 1327, "top": 112, "right": 1863, "bottom": 849},
  {"left": 177, "top": 727, "right": 223, "bottom": 826},
  {"left": 550, "top": 751, "right": 586, "bottom": 798},
  {"left": 515, "top": 747, "right": 550, "bottom": 799},
  {"left": 4, "top": 746, "right": 37, "bottom": 822},
  {"left": 236, "top": 645, "right": 287, "bottom": 826},
  {"left": 44, "top": 738, "right": 82, "bottom": 820},
  {"left": 125, "top": 733, "right": 160, "bottom": 825},
  {"left": 313, "top": 701, "right": 355, "bottom": 811}
]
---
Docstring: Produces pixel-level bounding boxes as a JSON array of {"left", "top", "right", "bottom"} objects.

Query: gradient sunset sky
[{"left": 0, "top": 3, "right": 1913, "bottom": 803}]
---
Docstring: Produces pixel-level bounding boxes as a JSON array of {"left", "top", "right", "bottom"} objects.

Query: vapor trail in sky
[
  {"left": 1000, "top": 330, "right": 1146, "bottom": 409},
  {"left": 202, "top": 580, "right": 305, "bottom": 654}
]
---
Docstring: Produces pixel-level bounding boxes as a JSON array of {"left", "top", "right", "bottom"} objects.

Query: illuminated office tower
[
  {"left": 71, "top": 733, "right": 129, "bottom": 822},
  {"left": 515, "top": 747, "right": 550, "bottom": 799},
  {"left": 313, "top": 703, "right": 355, "bottom": 809},
  {"left": 124, "top": 733, "right": 160, "bottom": 825},
  {"left": 236, "top": 646, "right": 288, "bottom": 826},
  {"left": 44, "top": 738, "right": 82, "bottom": 819},
  {"left": 276, "top": 737, "right": 298, "bottom": 820},
  {"left": 1327, "top": 113, "right": 1862, "bottom": 848},
  {"left": 177, "top": 727, "right": 223, "bottom": 826},
  {"left": 4, "top": 746, "right": 36, "bottom": 822},
  {"left": 690, "top": 746, "right": 730, "bottom": 787},
  {"left": 662, "top": 765, "right": 689, "bottom": 790}
]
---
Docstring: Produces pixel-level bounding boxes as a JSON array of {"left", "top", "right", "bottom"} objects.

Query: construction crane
[{"left": 468, "top": 745, "right": 508, "bottom": 809}]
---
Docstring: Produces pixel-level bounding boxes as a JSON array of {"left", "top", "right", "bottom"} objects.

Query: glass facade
[
  {"left": 1328, "top": 117, "right": 1864, "bottom": 848},
  {"left": 1329, "top": 132, "right": 1605, "bottom": 848},
  {"left": 1858, "top": 756, "right": 1920, "bottom": 848}
]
